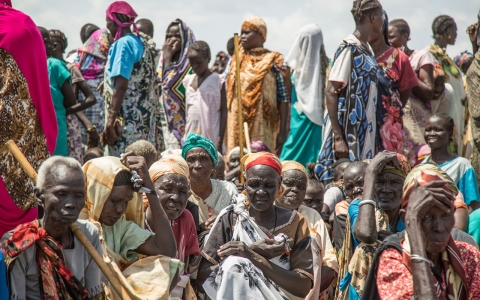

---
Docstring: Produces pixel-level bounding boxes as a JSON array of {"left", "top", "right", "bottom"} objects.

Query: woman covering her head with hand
[
  {"left": 316, "top": 0, "right": 384, "bottom": 182},
  {"left": 197, "top": 152, "right": 314, "bottom": 300},
  {"left": 81, "top": 154, "right": 182, "bottom": 299},
  {"left": 102, "top": 1, "right": 161, "bottom": 156},
  {"left": 362, "top": 163, "right": 480, "bottom": 300}
]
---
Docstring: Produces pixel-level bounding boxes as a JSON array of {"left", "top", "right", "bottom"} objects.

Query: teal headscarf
[{"left": 182, "top": 134, "right": 218, "bottom": 166}]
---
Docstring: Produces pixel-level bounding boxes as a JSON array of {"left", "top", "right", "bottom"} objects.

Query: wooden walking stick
[
  {"left": 234, "top": 33, "right": 245, "bottom": 183},
  {"left": 5, "top": 140, "right": 128, "bottom": 298},
  {"left": 244, "top": 122, "right": 252, "bottom": 154}
]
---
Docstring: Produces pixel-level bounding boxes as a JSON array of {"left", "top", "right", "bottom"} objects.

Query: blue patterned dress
[{"left": 315, "top": 38, "right": 379, "bottom": 181}]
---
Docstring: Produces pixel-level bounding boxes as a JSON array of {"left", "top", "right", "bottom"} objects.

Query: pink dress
[{"left": 183, "top": 72, "right": 223, "bottom": 148}]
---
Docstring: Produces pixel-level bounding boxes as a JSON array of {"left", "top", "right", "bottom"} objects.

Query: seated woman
[
  {"left": 337, "top": 151, "right": 410, "bottom": 300},
  {"left": 82, "top": 154, "right": 181, "bottom": 299},
  {"left": 276, "top": 161, "right": 339, "bottom": 300},
  {"left": 146, "top": 154, "right": 200, "bottom": 299},
  {"left": 182, "top": 134, "right": 237, "bottom": 232},
  {"left": 197, "top": 152, "right": 314, "bottom": 299},
  {"left": 423, "top": 113, "right": 480, "bottom": 226},
  {"left": 363, "top": 163, "right": 480, "bottom": 299},
  {"left": 2, "top": 157, "right": 104, "bottom": 299}
]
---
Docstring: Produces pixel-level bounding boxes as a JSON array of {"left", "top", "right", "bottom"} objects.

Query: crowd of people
[{"left": 1, "top": 0, "right": 480, "bottom": 299}]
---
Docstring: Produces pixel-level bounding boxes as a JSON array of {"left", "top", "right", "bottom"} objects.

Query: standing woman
[
  {"left": 280, "top": 24, "right": 328, "bottom": 167},
  {"left": 0, "top": 3, "right": 56, "bottom": 236},
  {"left": 316, "top": 0, "right": 384, "bottom": 182},
  {"left": 102, "top": 1, "right": 159, "bottom": 156},
  {"left": 428, "top": 15, "right": 467, "bottom": 156},
  {"left": 158, "top": 19, "right": 196, "bottom": 149},
  {"left": 227, "top": 16, "right": 291, "bottom": 154},
  {"left": 76, "top": 27, "right": 112, "bottom": 147},
  {"left": 388, "top": 19, "right": 438, "bottom": 152}
]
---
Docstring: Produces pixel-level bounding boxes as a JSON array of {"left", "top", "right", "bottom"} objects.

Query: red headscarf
[
  {"left": 106, "top": 1, "right": 139, "bottom": 41},
  {"left": 241, "top": 152, "right": 283, "bottom": 175}
]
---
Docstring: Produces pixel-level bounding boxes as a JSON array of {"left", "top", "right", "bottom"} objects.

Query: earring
[{"left": 448, "top": 34, "right": 452, "bottom": 39}]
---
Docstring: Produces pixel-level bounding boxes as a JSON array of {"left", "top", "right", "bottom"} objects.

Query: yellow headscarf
[
  {"left": 82, "top": 156, "right": 144, "bottom": 227},
  {"left": 149, "top": 154, "right": 190, "bottom": 183},
  {"left": 281, "top": 161, "right": 308, "bottom": 177}
]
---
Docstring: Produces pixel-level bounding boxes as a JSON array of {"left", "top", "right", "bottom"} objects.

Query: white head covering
[{"left": 285, "top": 24, "right": 325, "bottom": 126}]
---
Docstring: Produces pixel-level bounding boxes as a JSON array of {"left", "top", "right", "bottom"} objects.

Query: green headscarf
[{"left": 182, "top": 134, "right": 219, "bottom": 166}]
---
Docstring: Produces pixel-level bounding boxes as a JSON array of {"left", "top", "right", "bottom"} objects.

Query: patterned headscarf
[
  {"left": 382, "top": 10, "right": 390, "bottom": 46},
  {"left": 149, "top": 154, "right": 190, "bottom": 183},
  {"left": 106, "top": 1, "right": 139, "bottom": 41},
  {"left": 401, "top": 163, "right": 458, "bottom": 210},
  {"left": 242, "top": 16, "right": 267, "bottom": 42},
  {"left": 182, "top": 134, "right": 219, "bottom": 166},
  {"left": 379, "top": 153, "right": 410, "bottom": 178},
  {"left": 281, "top": 161, "right": 308, "bottom": 177},
  {"left": 82, "top": 156, "right": 144, "bottom": 227}
]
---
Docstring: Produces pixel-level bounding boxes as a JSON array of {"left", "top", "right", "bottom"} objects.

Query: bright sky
[{"left": 14, "top": 0, "right": 479, "bottom": 62}]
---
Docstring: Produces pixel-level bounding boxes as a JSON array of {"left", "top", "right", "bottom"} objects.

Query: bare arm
[
  {"left": 60, "top": 80, "right": 77, "bottom": 110},
  {"left": 411, "top": 64, "right": 434, "bottom": 103},
  {"left": 66, "top": 80, "right": 97, "bottom": 115},
  {"left": 122, "top": 153, "right": 176, "bottom": 258},
  {"left": 326, "top": 81, "right": 349, "bottom": 159}
]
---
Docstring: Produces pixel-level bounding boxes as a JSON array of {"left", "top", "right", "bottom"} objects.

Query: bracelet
[
  {"left": 411, "top": 254, "right": 434, "bottom": 267},
  {"left": 87, "top": 125, "right": 97, "bottom": 133},
  {"left": 359, "top": 200, "right": 376, "bottom": 207}
]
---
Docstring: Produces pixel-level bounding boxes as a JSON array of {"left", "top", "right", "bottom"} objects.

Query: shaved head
[{"left": 136, "top": 18, "right": 154, "bottom": 38}]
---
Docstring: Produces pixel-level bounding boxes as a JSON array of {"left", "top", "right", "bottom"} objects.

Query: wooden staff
[
  {"left": 5, "top": 140, "right": 127, "bottom": 298},
  {"left": 244, "top": 122, "right": 252, "bottom": 153},
  {"left": 234, "top": 33, "right": 245, "bottom": 183}
]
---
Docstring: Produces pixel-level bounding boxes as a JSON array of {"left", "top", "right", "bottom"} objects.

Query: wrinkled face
[
  {"left": 166, "top": 25, "right": 182, "bottom": 46},
  {"left": 106, "top": 17, "right": 117, "bottom": 37},
  {"left": 240, "top": 29, "right": 263, "bottom": 50},
  {"left": 375, "top": 172, "right": 404, "bottom": 211},
  {"left": 186, "top": 147, "right": 214, "bottom": 181},
  {"left": 422, "top": 206, "right": 455, "bottom": 255},
  {"left": 154, "top": 174, "right": 191, "bottom": 220},
  {"left": 245, "top": 165, "right": 281, "bottom": 212},
  {"left": 228, "top": 150, "right": 241, "bottom": 170},
  {"left": 344, "top": 167, "right": 365, "bottom": 202},
  {"left": 388, "top": 25, "right": 406, "bottom": 48},
  {"left": 38, "top": 167, "right": 85, "bottom": 225},
  {"left": 432, "top": 76, "right": 446, "bottom": 100},
  {"left": 303, "top": 185, "right": 324, "bottom": 215},
  {"left": 99, "top": 185, "right": 134, "bottom": 226},
  {"left": 187, "top": 49, "right": 209, "bottom": 75},
  {"left": 277, "top": 170, "right": 307, "bottom": 210},
  {"left": 425, "top": 116, "right": 451, "bottom": 150}
]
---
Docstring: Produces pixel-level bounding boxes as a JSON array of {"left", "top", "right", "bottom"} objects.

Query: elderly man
[{"left": 1, "top": 156, "right": 104, "bottom": 300}]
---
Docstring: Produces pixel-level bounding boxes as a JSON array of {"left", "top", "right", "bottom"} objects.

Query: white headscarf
[{"left": 285, "top": 24, "right": 325, "bottom": 126}]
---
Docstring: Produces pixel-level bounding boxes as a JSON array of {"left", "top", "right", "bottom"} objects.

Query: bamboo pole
[
  {"left": 5, "top": 140, "right": 127, "bottom": 298},
  {"left": 244, "top": 122, "right": 252, "bottom": 153},
  {"left": 234, "top": 33, "right": 244, "bottom": 183}
]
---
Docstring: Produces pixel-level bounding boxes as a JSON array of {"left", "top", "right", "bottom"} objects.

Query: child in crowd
[
  {"left": 184, "top": 41, "right": 227, "bottom": 152},
  {"left": 211, "top": 152, "right": 226, "bottom": 181},
  {"left": 323, "top": 159, "right": 351, "bottom": 216}
]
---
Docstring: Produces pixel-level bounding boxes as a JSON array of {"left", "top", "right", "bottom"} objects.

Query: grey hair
[{"left": 36, "top": 156, "right": 83, "bottom": 190}]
